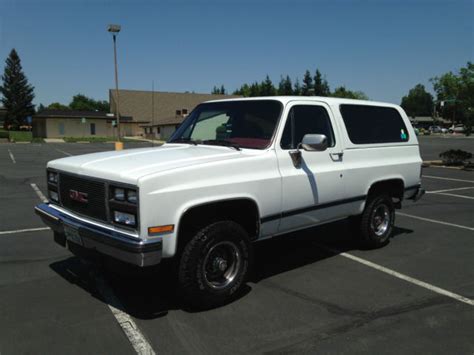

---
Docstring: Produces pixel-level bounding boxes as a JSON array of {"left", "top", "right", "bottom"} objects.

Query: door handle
[{"left": 330, "top": 152, "right": 344, "bottom": 160}]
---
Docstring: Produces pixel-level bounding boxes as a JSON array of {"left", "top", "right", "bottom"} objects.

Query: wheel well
[
  {"left": 177, "top": 199, "right": 260, "bottom": 252},
  {"left": 367, "top": 179, "right": 405, "bottom": 200}
]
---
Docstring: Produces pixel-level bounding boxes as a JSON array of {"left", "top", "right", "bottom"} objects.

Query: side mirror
[{"left": 300, "top": 134, "right": 328, "bottom": 152}]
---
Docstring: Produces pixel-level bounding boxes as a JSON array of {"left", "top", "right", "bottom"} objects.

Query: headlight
[
  {"left": 113, "top": 188, "right": 125, "bottom": 201},
  {"left": 48, "top": 171, "right": 58, "bottom": 184},
  {"left": 113, "top": 211, "right": 136, "bottom": 226},
  {"left": 111, "top": 186, "right": 137, "bottom": 204},
  {"left": 127, "top": 190, "right": 137, "bottom": 204}
]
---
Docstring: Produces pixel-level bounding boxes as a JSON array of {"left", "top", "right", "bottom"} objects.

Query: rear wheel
[
  {"left": 357, "top": 194, "right": 395, "bottom": 249},
  {"left": 177, "top": 220, "right": 252, "bottom": 309}
]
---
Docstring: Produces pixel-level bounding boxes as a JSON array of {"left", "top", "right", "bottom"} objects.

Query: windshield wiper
[
  {"left": 168, "top": 138, "right": 200, "bottom": 146},
  {"left": 202, "top": 139, "right": 241, "bottom": 151}
]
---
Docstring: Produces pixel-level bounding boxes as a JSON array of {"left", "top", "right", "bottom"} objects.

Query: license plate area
[{"left": 64, "top": 224, "right": 83, "bottom": 246}]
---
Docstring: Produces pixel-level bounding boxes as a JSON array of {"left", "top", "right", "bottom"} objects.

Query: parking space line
[
  {"left": 396, "top": 212, "right": 474, "bottom": 231},
  {"left": 94, "top": 275, "right": 156, "bottom": 355},
  {"left": 29, "top": 183, "right": 155, "bottom": 355},
  {"left": 423, "top": 175, "right": 474, "bottom": 184},
  {"left": 427, "top": 186, "right": 474, "bottom": 193},
  {"left": 55, "top": 148, "right": 72, "bottom": 156},
  {"left": 30, "top": 183, "right": 48, "bottom": 203},
  {"left": 430, "top": 192, "right": 474, "bottom": 200},
  {"left": 8, "top": 149, "right": 16, "bottom": 163},
  {"left": 316, "top": 244, "right": 474, "bottom": 307},
  {"left": 0, "top": 227, "right": 50, "bottom": 235}
]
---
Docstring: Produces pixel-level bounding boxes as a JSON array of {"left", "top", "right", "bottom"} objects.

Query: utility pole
[{"left": 108, "top": 24, "right": 122, "bottom": 149}]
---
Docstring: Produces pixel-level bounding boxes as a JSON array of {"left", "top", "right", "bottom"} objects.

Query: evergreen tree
[
  {"left": 293, "top": 78, "right": 302, "bottom": 96},
  {"left": 260, "top": 75, "right": 276, "bottom": 96},
  {"left": 314, "top": 69, "right": 330, "bottom": 96},
  {"left": 0, "top": 49, "right": 35, "bottom": 129},
  {"left": 249, "top": 82, "right": 261, "bottom": 97},
  {"left": 278, "top": 75, "right": 293, "bottom": 95},
  {"left": 233, "top": 83, "right": 251, "bottom": 97},
  {"left": 302, "top": 70, "right": 314, "bottom": 96},
  {"left": 37, "top": 103, "right": 45, "bottom": 113}
]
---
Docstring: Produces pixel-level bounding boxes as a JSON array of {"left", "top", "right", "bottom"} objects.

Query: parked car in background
[
  {"left": 449, "top": 124, "right": 465, "bottom": 134},
  {"left": 429, "top": 125, "right": 448, "bottom": 133}
]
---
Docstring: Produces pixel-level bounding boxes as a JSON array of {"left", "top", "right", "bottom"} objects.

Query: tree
[
  {"left": 0, "top": 49, "right": 35, "bottom": 129},
  {"left": 314, "top": 69, "right": 330, "bottom": 96},
  {"left": 400, "top": 84, "right": 434, "bottom": 118},
  {"left": 278, "top": 75, "right": 293, "bottom": 95},
  {"left": 69, "top": 94, "right": 109, "bottom": 111},
  {"left": 293, "top": 78, "right": 302, "bottom": 96},
  {"left": 302, "top": 70, "right": 313, "bottom": 96},
  {"left": 233, "top": 83, "right": 251, "bottom": 97},
  {"left": 431, "top": 62, "right": 474, "bottom": 126},
  {"left": 37, "top": 103, "right": 45, "bottom": 113},
  {"left": 47, "top": 102, "right": 70, "bottom": 110},
  {"left": 260, "top": 75, "right": 276, "bottom": 96},
  {"left": 249, "top": 82, "right": 262, "bottom": 97},
  {"left": 212, "top": 85, "right": 226, "bottom": 95},
  {"left": 332, "top": 86, "right": 368, "bottom": 100}
]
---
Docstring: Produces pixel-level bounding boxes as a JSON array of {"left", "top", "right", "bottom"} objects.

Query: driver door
[{"left": 276, "top": 101, "right": 347, "bottom": 233}]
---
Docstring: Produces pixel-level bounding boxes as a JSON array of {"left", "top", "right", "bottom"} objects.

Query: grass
[
  {"left": 8, "top": 131, "right": 33, "bottom": 142},
  {"left": 63, "top": 136, "right": 114, "bottom": 143}
]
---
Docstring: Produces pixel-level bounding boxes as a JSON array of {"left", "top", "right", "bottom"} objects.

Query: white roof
[{"left": 205, "top": 96, "right": 399, "bottom": 108}]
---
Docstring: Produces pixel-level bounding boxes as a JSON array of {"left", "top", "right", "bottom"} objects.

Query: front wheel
[
  {"left": 357, "top": 194, "right": 395, "bottom": 249},
  {"left": 177, "top": 220, "right": 252, "bottom": 309}
]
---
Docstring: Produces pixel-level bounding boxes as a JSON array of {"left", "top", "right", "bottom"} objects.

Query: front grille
[{"left": 58, "top": 173, "right": 108, "bottom": 222}]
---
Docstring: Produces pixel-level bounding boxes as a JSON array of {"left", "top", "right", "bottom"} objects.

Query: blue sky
[{"left": 0, "top": 0, "right": 472, "bottom": 107}]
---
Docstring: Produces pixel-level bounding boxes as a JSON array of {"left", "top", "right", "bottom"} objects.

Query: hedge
[{"left": 9, "top": 131, "right": 33, "bottom": 142}]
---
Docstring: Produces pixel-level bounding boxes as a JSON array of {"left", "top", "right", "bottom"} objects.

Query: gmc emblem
[{"left": 69, "top": 190, "right": 88, "bottom": 203}]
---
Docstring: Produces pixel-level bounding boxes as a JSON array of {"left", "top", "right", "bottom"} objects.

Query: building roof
[
  {"left": 109, "top": 89, "right": 241, "bottom": 126},
  {"left": 35, "top": 110, "right": 133, "bottom": 121}
]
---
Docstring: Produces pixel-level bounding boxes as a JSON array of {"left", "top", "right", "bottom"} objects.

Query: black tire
[
  {"left": 358, "top": 194, "right": 395, "bottom": 249},
  {"left": 177, "top": 220, "right": 252, "bottom": 309}
]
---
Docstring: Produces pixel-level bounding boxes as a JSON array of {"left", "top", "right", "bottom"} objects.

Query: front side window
[
  {"left": 169, "top": 100, "right": 283, "bottom": 149},
  {"left": 280, "top": 105, "right": 335, "bottom": 149},
  {"left": 340, "top": 104, "right": 409, "bottom": 144}
]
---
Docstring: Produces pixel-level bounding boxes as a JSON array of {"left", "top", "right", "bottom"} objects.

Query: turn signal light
[{"left": 148, "top": 225, "right": 174, "bottom": 235}]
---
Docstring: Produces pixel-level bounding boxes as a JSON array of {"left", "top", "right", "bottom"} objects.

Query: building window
[
  {"left": 157, "top": 127, "right": 161, "bottom": 134},
  {"left": 182, "top": 109, "right": 188, "bottom": 115},
  {"left": 90, "top": 123, "right": 96, "bottom": 135},
  {"left": 176, "top": 110, "right": 181, "bottom": 116}
]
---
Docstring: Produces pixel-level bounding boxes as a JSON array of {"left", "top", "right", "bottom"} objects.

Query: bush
[
  {"left": 439, "top": 149, "right": 472, "bottom": 166},
  {"left": 9, "top": 131, "right": 32, "bottom": 142},
  {"left": 0, "top": 131, "right": 9, "bottom": 139}
]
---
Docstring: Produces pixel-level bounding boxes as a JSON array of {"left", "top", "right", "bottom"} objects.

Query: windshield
[{"left": 168, "top": 100, "right": 283, "bottom": 149}]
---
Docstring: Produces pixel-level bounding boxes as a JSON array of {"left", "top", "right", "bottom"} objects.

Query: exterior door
[
  {"left": 276, "top": 101, "right": 346, "bottom": 233},
  {"left": 90, "top": 123, "right": 96, "bottom": 135}
]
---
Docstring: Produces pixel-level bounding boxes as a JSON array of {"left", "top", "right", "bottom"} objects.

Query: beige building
[
  {"left": 110, "top": 89, "right": 241, "bottom": 140},
  {"left": 32, "top": 110, "right": 146, "bottom": 138}
]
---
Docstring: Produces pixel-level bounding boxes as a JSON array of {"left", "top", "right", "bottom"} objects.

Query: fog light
[
  {"left": 49, "top": 190, "right": 58, "bottom": 202},
  {"left": 114, "top": 211, "right": 136, "bottom": 226}
]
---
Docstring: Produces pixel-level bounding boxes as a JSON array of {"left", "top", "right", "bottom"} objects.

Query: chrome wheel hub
[
  {"left": 371, "top": 204, "right": 390, "bottom": 236},
  {"left": 203, "top": 241, "right": 241, "bottom": 290}
]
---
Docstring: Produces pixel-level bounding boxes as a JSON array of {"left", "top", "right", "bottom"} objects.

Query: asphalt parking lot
[{"left": 0, "top": 138, "right": 473, "bottom": 354}]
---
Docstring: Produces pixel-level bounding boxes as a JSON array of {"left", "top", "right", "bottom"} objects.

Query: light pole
[{"left": 108, "top": 24, "right": 122, "bottom": 149}]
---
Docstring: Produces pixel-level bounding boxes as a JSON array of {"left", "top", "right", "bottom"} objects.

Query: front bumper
[{"left": 34, "top": 203, "right": 162, "bottom": 267}]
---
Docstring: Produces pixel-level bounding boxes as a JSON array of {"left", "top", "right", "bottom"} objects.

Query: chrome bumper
[{"left": 34, "top": 203, "right": 162, "bottom": 267}]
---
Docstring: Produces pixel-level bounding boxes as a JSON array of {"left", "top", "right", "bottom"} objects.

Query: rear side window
[
  {"left": 280, "top": 105, "right": 335, "bottom": 149},
  {"left": 340, "top": 105, "right": 409, "bottom": 144}
]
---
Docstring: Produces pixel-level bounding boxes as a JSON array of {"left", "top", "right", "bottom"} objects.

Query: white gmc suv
[{"left": 35, "top": 97, "right": 424, "bottom": 307}]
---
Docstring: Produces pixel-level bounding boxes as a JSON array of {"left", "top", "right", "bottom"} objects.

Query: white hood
[{"left": 48, "top": 144, "right": 245, "bottom": 184}]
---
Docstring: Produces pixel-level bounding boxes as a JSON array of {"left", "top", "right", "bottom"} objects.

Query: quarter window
[
  {"left": 340, "top": 105, "right": 409, "bottom": 144},
  {"left": 280, "top": 105, "right": 335, "bottom": 149}
]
